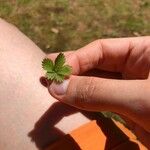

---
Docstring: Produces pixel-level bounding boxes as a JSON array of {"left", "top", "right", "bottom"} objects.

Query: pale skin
[
  {"left": 0, "top": 19, "right": 93, "bottom": 150},
  {"left": 0, "top": 17, "right": 149, "bottom": 149}
]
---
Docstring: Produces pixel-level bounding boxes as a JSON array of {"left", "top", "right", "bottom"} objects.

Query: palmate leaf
[
  {"left": 46, "top": 72, "right": 56, "bottom": 80},
  {"left": 42, "top": 58, "right": 54, "bottom": 72},
  {"left": 54, "top": 74, "right": 64, "bottom": 82},
  {"left": 57, "top": 65, "right": 72, "bottom": 76},
  {"left": 42, "top": 53, "right": 72, "bottom": 83},
  {"left": 54, "top": 53, "right": 65, "bottom": 71},
  {"left": 46, "top": 72, "right": 64, "bottom": 82}
]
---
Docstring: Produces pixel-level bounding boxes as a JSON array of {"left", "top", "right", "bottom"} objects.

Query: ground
[{"left": 0, "top": 0, "right": 149, "bottom": 53}]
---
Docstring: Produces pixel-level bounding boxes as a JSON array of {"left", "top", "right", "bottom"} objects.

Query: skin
[
  {"left": 0, "top": 18, "right": 93, "bottom": 150},
  {"left": 48, "top": 37, "right": 150, "bottom": 148}
]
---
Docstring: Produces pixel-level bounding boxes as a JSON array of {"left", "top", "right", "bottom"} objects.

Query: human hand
[{"left": 47, "top": 37, "right": 150, "bottom": 148}]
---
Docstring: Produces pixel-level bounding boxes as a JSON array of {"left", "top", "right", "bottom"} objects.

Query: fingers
[
  {"left": 47, "top": 66, "right": 150, "bottom": 131},
  {"left": 47, "top": 36, "right": 150, "bottom": 77},
  {"left": 49, "top": 76, "right": 143, "bottom": 112},
  {"left": 47, "top": 40, "right": 103, "bottom": 75}
]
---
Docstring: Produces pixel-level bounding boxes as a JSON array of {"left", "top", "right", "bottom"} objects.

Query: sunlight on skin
[{"left": 0, "top": 18, "right": 91, "bottom": 150}]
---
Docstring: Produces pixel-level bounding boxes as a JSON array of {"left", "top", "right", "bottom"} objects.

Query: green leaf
[
  {"left": 46, "top": 72, "right": 64, "bottom": 82},
  {"left": 54, "top": 74, "right": 64, "bottom": 83},
  {"left": 42, "top": 53, "right": 72, "bottom": 83},
  {"left": 42, "top": 58, "right": 54, "bottom": 72},
  {"left": 57, "top": 65, "right": 72, "bottom": 76},
  {"left": 46, "top": 72, "right": 56, "bottom": 80},
  {"left": 54, "top": 53, "right": 65, "bottom": 71}
]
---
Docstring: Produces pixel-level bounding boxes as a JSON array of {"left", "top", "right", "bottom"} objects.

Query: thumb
[
  {"left": 48, "top": 75, "right": 145, "bottom": 113},
  {"left": 48, "top": 76, "right": 149, "bottom": 132}
]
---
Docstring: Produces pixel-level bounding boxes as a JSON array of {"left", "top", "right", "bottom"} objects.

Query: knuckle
[{"left": 76, "top": 77, "right": 96, "bottom": 107}]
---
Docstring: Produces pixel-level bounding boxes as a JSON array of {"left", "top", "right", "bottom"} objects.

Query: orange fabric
[{"left": 46, "top": 119, "right": 147, "bottom": 150}]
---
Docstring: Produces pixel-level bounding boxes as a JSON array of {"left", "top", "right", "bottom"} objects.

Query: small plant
[{"left": 42, "top": 53, "right": 72, "bottom": 83}]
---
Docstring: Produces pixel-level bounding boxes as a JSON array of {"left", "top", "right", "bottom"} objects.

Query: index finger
[{"left": 47, "top": 36, "right": 150, "bottom": 77}]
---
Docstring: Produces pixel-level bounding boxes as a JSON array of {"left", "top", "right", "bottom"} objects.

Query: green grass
[
  {"left": 0, "top": 0, "right": 149, "bottom": 53},
  {"left": 0, "top": 0, "right": 150, "bottom": 123}
]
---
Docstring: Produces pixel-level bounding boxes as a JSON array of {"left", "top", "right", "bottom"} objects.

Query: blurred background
[{"left": 0, "top": 0, "right": 150, "bottom": 53}]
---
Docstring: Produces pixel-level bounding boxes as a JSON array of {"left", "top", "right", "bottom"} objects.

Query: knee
[{"left": 0, "top": 18, "right": 19, "bottom": 31}]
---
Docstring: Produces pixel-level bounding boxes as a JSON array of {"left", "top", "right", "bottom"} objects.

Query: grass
[
  {"left": 0, "top": 0, "right": 150, "bottom": 122},
  {"left": 0, "top": 0, "right": 149, "bottom": 53}
]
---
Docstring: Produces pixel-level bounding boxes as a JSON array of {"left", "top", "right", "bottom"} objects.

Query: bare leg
[{"left": 0, "top": 19, "right": 92, "bottom": 150}]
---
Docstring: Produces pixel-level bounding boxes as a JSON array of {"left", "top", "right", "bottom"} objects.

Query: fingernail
[
  {"left": 40, "top": 77, "right": 49, "bottom": 87},
  {"left": 49, "top": 79, "right": 69, "bottom": 96}
]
